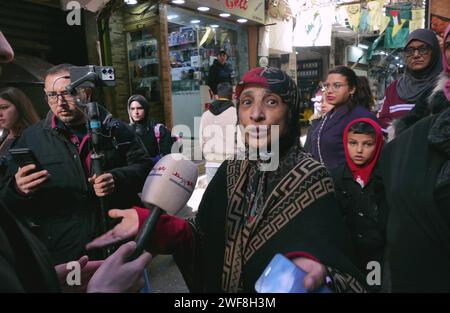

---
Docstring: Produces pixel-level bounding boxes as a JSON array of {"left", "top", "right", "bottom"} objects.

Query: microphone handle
[{"left": 128, "top": 205, "right": 162, "bottom": 261}]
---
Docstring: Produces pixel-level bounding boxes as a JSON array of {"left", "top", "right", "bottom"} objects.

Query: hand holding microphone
[
  {"left": 86, "top": 153, "right": 198, "bottom": 259},
  {"left": 129, "top": 153, "right": 198, "bottom": 260}
]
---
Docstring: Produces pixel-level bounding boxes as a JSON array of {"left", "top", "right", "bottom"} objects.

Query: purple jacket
[{"left": 310, "top": 105, "right": 379, "bottom": 169}]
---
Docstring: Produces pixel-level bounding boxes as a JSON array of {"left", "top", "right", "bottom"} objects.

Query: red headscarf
[{"left": 343, "top": 118, "right": 383, "bottom": 188}]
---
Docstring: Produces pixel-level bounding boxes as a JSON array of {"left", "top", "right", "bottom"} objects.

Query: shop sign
[{"left": 187, "top": 0, "right": 265, "bottom": 23}]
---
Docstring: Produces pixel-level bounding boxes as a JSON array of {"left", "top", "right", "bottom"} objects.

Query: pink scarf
[{"left": 443, "top": 25, "right": 450, "bottom": 101}]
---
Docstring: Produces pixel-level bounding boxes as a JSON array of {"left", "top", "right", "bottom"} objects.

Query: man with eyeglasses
[
  {"left": 377, "top": 28, "right": 442, "bottom": 139},
  {"left": 1, "top": 63, "right": 153, "bottom": 265}
]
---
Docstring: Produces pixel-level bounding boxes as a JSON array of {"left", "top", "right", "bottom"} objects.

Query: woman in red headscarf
[{"left": 330, "top": 118, "right": 388, "bottom": 285}]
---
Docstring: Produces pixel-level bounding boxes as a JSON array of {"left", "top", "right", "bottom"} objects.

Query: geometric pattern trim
[{"left": 221, "top": 157, "right": 334, "bottom": 292}]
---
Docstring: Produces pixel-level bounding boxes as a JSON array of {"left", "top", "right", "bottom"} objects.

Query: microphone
[{"left": 129, "top": 153, "right": 198, "bottom": 260}]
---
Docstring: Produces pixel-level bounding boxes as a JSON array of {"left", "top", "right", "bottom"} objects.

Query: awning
[{"left": 0, "top": 54, "right": 53, "bottom": 84}]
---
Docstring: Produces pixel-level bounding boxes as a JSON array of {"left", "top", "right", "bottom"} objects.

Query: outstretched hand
[{"left": 86, "top": 208, "right": 139, "bottom": 250}]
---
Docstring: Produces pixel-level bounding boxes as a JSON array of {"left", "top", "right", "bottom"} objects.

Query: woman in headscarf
[
  {"left": 379, "top": 25, "right": 450, "bottom": 292},
  {"left": 377, "top": 28, "right": 442, "bottom": 136},
  {"left": 87, "top": 68, "right": 366, "bottom": 293},
  {"left": 127, "top": 95, "right": 180, "bottom": 162},
  {"left": 127, "top": 95, "right": 160, "bottom": 159}
]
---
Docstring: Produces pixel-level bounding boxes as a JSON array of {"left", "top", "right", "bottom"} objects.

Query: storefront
[
  {"left": 102, "top": 0, "right": 262, "bottom": 138},
  {"left": 165, "top": 0, "right": 264, "bottom": 138},
  {"left": 166, "top": 5, "right": 251, "bottom": 136},
  {"left": 125, "top": 22, "right": 163, "bottom": 121}
]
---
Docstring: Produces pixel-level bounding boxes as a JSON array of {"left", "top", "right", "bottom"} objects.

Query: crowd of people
[
  {"left": 0, "top": 32, "right": 152, "bottom": 293},
  {"left": 0, "top": 24, "right": 449, "bottom": 293}
]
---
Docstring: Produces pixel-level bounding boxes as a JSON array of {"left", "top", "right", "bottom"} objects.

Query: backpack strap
[{"left": 153, "top": 123, "right": 163, "bottom": 143}]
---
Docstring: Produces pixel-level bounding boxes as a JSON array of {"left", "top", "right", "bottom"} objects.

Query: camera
[{"left": 68, "top": 65, "right": 116, "bottom": 89}]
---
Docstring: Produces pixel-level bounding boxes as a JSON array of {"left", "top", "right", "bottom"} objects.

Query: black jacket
[
  {"left": 1, "top": 107, "right": 153, "bottom": 264},
  {"left": 380, "top": 109, "right": 450, "bottom": 292},
  {"left": 129, "top": 122, "right": 160, "bottom": 158},
  {"left": 0, "top": 200, "right": 60, "bottom": 292},
  {"left": 207, "top": 60, "right": 232, "bottom": 94},
  {"left": 130, "top": 120, "right": 180, "bottom": 158},
  {"left": 330, "top": 164, "right": 388, "bottom": 273}
]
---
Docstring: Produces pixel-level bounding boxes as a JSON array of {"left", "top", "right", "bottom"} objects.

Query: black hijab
[
  {"left": 126, "top": 94, "right": 159, "bottom": 157},
  {"left": 127, "top": 94, "right": 149, "bottom": 124}
]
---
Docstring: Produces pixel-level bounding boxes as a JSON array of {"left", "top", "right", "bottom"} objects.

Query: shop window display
[
  {"left": 166, "top": 6, "right": 247, "bottom": 136},
  {"left": 127, "top": 28, "right": 161, "bottom": 103},
  {"left": 166, "top": 5, "right": 241, "bottom": 94},
  {"left": 168, "top": 22, "right": 238, "bottom": 93},
  {"left": 297, "top": 59, "right": 323, "bottom": 109}
]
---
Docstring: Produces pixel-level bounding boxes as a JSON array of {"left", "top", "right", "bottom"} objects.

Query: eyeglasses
[
  {"left": 404, "top": 45, "right": 431, "bottom": 57},
  {"left": 45, "top": 91, "right": 75, "bottom": 104},
  {"left": 322, "top": 82, "right": 348, "bottom": 92}
]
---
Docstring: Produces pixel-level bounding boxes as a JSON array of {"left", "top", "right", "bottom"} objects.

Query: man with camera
[{"left": 1, "top": 63, "right": 153, "bottom": 265}]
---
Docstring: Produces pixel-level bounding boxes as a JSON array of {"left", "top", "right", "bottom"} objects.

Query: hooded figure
[
  {"left": 89, "top": 67, "right": 368, "bottom": 293},
  {"left": 330, "top": 118, "right": 388, "bottom": 281},
  {"left": 127, "top": 95, "right": 181, "bottom": 159},
  {"left": 127, "top": 94, "right": 160, "bottom": 159},
  {"left": 378, "top": 28, "right": 443, "bottom": 135}
]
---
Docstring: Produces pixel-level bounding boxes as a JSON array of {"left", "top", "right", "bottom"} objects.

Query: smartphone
[
  {"left": 255, "top": 253, "right": 333, "bottom": 293},
  {"left": 9, "top": 148, "right": 43, "bottom": 171}
]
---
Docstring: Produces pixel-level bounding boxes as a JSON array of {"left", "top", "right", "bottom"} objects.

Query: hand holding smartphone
[
  {"left": 9, "top": 148, "right": 49, "bottom": 195},
  {"left": 9, "top": 148, "right": 43, "bottom": 171},
  {"left": 255, "top": 253, "right": 333, "bottom": 293}
]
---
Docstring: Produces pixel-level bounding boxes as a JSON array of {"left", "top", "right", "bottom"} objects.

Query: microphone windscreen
[{"left": 140, "top": 153, "right": 198, "bottom": 215}]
